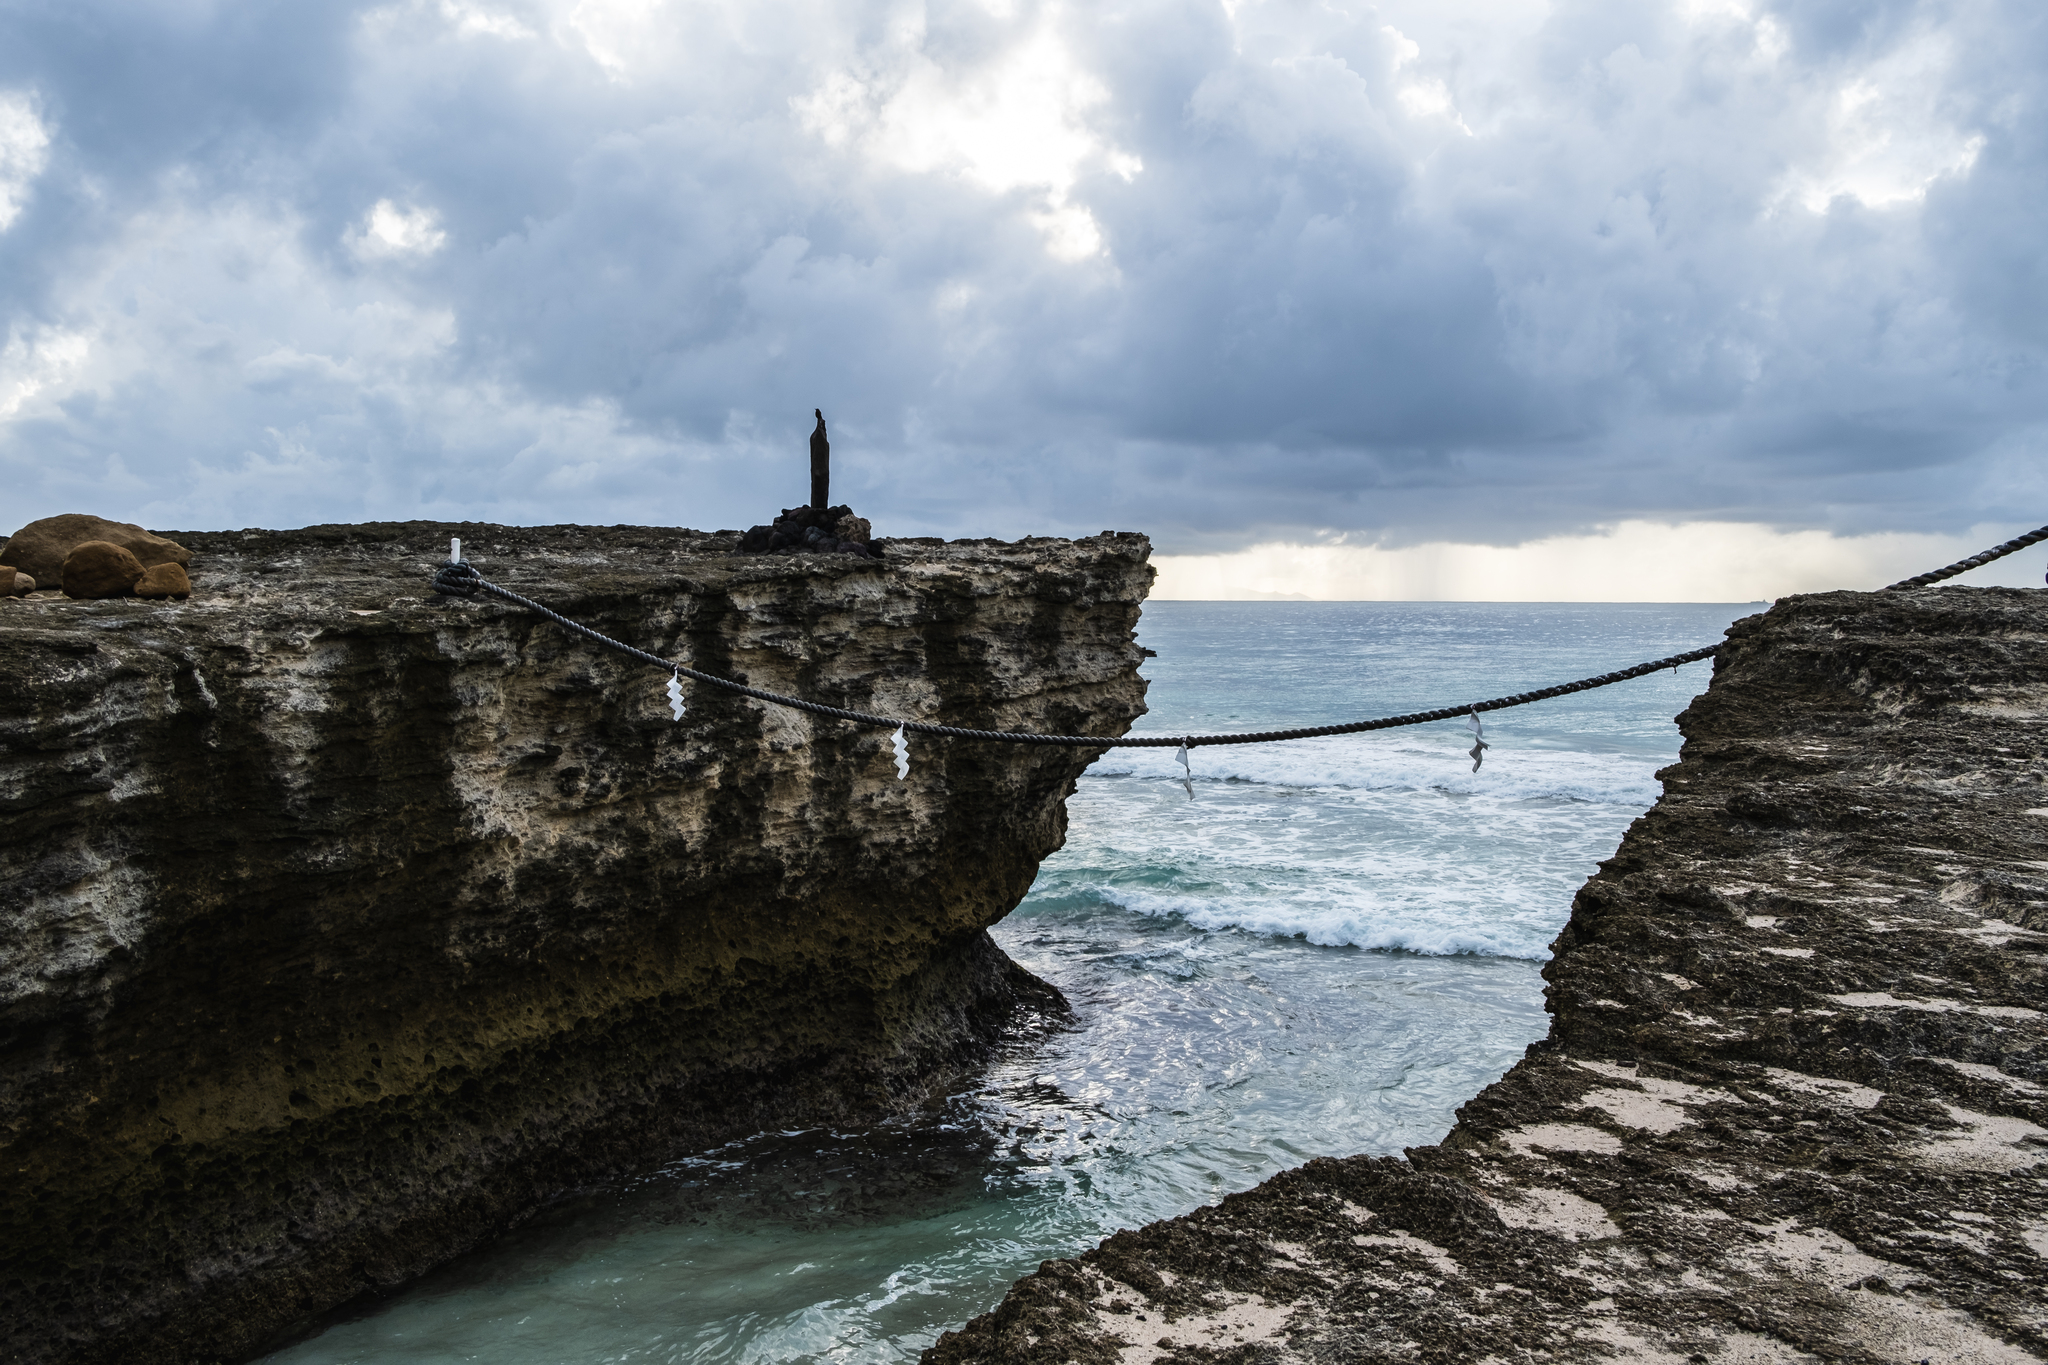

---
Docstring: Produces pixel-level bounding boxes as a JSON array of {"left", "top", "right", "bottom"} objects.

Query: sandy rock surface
[
  {"left": 0, "top": 520, "right": 1152, "bottom": 1365},
  {"left": 928, "top": 586, "right": 2048, "bottom": 1365}
]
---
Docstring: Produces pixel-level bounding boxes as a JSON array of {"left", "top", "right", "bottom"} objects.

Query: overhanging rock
[{"left": 0, "top": 520, "right": 1153, "bottom": 1365}]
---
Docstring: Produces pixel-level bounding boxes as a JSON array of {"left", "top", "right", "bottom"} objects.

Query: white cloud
[
  {"left": 1153, "top": 522, "right": 2044, "bottom": 602},
  {"left": 0, "top": 325, "right": 91, "bottom": 419},
  {"left": 795, "top": 17, "right": 1139, "bottom": 261},
  {"left": 440, "top": 0, "right": 535, "bottom": 40},
  {"left": 1779, "top": 29, "right": 1984, "bottom": 213},
  {"left": 0, "top": 90, "right": 51, "bottom": 232},
  {"left": 346, "top": 199, "right": 449, "bottom": 260},
  {"left": 561, "top": 0, "right": 669, "bottom": 81}
]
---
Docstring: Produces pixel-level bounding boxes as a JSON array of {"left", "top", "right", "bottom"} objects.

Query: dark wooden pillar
[{"left": 810, "top": 409, "right": 830, "bottom": 510}]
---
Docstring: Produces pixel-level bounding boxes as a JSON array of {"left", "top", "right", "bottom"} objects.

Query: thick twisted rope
[
  {"left": 430, "top": 521, "right": 2045, "bottom": 748},
  {"left": 1882, "top": 523, "right": 2048, "bottom": 590}
]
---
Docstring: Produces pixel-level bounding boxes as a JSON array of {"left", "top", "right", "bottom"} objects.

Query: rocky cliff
[
  {"left": 928, "top": 586, "right": 2048, "bottom": 1365},
  {"left": 0, "top": 521, "right": 1153, "bottom": 1365}
]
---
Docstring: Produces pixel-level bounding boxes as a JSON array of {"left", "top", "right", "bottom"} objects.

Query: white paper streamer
[
  {"left": 1175, "top": 737, "right": 1193, "bottom": 799},
  {"left": 1466, "top": 710, "right": 1489, "bottom": 772},
  {"left": 890, "top": 725, "right": 909, "bottom": 780},
  {"left": 666, "top": 672, "right": 686, "bottom": 722}
]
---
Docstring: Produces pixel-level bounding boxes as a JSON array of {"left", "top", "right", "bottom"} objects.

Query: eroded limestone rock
[
  {"left": 0, "top": 520, "right": 1152, "bottom": 1365},
  {"left": 928, "top": 587, "right": 2048, "bottom": 1365}
]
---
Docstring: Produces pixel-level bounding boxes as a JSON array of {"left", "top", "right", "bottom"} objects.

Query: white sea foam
[
  {"left": 1088, "top": 732, "right": 1664, "bottom": 807},
  {"left": 1099, "top": 884, "right": 1560, "bottom": 958},
  {"left": 1052, "top": 729, "right": 1662, "bottom": 959}
]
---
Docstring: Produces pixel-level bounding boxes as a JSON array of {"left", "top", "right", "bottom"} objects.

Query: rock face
[
  {"left": 0, "top": 521, "right": 1153, "bottom": 1365},
  {"left": 928, "top": 586, "right": 2048, "bottom": 1365}
]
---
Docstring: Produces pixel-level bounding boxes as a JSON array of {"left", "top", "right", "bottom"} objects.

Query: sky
[{"left": 1, "top": 0, "right": 2045, "bottom": 599}]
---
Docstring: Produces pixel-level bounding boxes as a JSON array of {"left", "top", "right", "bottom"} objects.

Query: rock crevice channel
[
  {"left": 0, "top": 521, "right": 1154, "bottom": 1365},
  {"left": 930, "top": 587, "right": 2048, "bottom": 1365}
]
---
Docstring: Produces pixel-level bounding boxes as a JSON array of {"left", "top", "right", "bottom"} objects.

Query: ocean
[{"left": 262, "top": 600, "right": 1756, "bottom": 1365}]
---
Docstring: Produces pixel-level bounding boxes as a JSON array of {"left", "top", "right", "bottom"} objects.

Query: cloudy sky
[{"left": 2, "top": 0, "right": 2044, "bottom": 597}]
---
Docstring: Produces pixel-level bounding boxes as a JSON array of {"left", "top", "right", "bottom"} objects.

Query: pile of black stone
[{"left": 738, "top": 505, "right": 883, "bottom": 558}]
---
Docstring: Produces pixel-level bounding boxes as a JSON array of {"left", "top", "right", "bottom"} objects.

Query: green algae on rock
[
  {"left": 926, "top": 586, "right": 2048, "bottom": 1365},
  {"left": 0, "top": 520, "right": 1152, "bottom": 1365}
]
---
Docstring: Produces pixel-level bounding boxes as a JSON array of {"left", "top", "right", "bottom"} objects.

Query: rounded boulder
[
  {"left": 1, "top": 513, "right": 192, "bottom": 587},
  {"left": 134, "top": 562, "right": 192, "bottom": 600},
  {"left": 62, "top": 541, "right": 146, "bottom": 599}
]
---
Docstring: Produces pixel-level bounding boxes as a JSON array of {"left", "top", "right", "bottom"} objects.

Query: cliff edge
[
  {"left": 0, "top": 521, "right": 1153, "bottom": 1364},
  {"left": 927, "top": 586, "right": 2048, "bottom": 1365}
]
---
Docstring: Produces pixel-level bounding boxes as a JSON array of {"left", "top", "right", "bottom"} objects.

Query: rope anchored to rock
[{"left": 428, "top": 522, "right": 2048, "bottom": 771}]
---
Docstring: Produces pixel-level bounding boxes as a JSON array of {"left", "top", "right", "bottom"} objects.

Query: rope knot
[{"left": 432, "top": 559, "right": 483, "bottom": 598}]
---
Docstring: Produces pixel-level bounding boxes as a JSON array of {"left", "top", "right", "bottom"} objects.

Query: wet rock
[
  {"left": 60, "top": 539, "right": 145, "bottom": 598},
  {"left": 133, "top": 562, "right": 192, "bottom": 599},
  {"left": 929, "top": 586, "right": 2048, "bottom": 1365},
  {"left": 2, "top": 512, "right": 191, "bottom": 586},
  {"left": 1, "top": 519, "right": 1153, "bottom": 1365}
]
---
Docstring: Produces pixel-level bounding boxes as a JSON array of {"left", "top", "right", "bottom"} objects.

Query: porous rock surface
[
  {"left": 0, "top": 520, "right": 1152, "bottom": 1365},
  {"left": 927, "top": 586, "right": 2048, "bottom": 1365}
]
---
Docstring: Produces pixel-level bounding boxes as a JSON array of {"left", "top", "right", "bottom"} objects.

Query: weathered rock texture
[
  {"left": 928, "top": 586, "right": 2048, "bottom": 1365},
  {"left": 0, "top": 521, "right": 1153, "bottom": 1365}
]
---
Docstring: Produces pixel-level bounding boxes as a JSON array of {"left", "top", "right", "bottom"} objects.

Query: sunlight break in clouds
[
  {"left": 345, "top": 200, "right": 449, "bottom": 261},
  {"left": 1779, "top": 27, "right": 1983, "bottom": 212},
  {"left": 1151, "top": 523, "right": 2045, "bottom": 603},
  {"left": 795, "top": 17, "right": 1140, "bottom": 261},
  {"left": 438, "top": 0, "right": 534, "bottom": 40},
  {"left": 0, "top": 91, "right": 51, "bottom": 232}
]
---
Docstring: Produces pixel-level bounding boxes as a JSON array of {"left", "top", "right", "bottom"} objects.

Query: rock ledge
[
  {"left": 1, "top": 520, "right": 1153, "bottom": 1365},
  {"left": 928, "top": 587, "right": 2048, "bottom": 1365}
]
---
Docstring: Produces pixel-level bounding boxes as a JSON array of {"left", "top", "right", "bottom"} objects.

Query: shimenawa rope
[{"left": 428, "top": 522, "right": 2047, "bottom": 751}]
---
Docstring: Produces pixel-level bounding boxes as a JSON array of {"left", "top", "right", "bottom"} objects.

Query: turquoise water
[{"left": 262, "top": 601, "right": 1755, "bottom": 1365}]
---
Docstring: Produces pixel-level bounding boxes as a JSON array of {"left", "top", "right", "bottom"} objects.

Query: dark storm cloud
[{"left": 0, "top": 0, "right": 2043, "bottom": 550}]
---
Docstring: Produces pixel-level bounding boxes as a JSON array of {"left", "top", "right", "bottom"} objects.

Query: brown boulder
[
  {"left": 1, "top": 514, "right": 192, "bottom": 587},
  {"left": 133, "top": 562, "right": 192, "bottom": 600},
  {"left": 2, "top": 569, "right": 32, "bottom": 596},
  {"left": 62, "top": 541, "right": 146, "bottom": 599}
]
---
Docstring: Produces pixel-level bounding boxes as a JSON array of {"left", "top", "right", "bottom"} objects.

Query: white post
[{"left": 451, "top": 537, "right": 462, "bottom": 563}]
